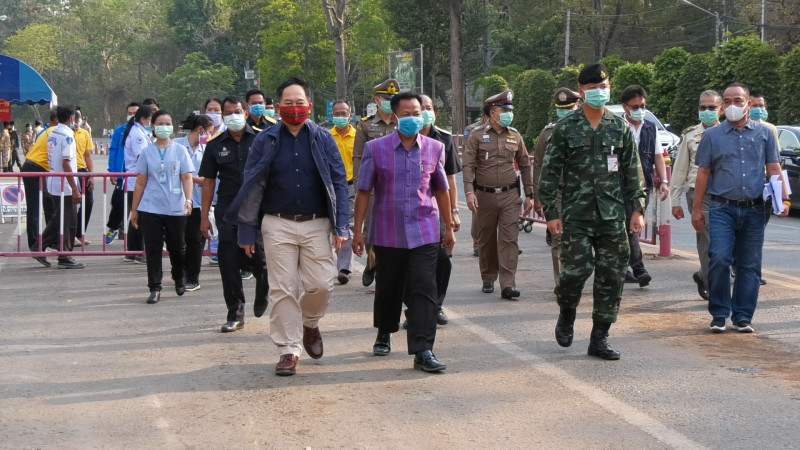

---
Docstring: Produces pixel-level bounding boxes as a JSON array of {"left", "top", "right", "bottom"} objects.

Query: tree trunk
[
  {"left": 449, "top": 0, "right": 465, "bottom": 135},
  {"left": 323, "top": 0, "right": 349, "bottom": 100}
]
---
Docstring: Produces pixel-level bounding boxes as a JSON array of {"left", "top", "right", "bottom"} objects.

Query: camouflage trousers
[{"left": 556, "top": 219, "right": 629, "bottom": 323}]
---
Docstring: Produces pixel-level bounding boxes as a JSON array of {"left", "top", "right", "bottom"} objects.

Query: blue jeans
[{"left": 707, "top": 200, "right": 765, "bottom": 323}]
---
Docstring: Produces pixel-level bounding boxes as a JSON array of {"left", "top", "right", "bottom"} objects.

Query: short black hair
[
  {"left": 142, "top": 97, "right": 159, "bottom": 108},
  {"left": 750, "top": 90, "right": 765, "bottom": 102},
  {"left": 134, "top": 104, "right": 154, "bottom": 123},
  {"left": 9, "top": 121, "right": 14, "bottom": 126},
  {"left": 245, "top": 89, "right": 267, "bottom": 104},
  {"left": 56, "top": 105, "right": 75, "bottom": 123},
  {"left": 276, "top": 77, "right": 310, "bottom": 101},
  {"left": 265, "top": 97, "right": 274, "bottom": 105},
  {"left": 725, "top": 83, "right": 750, "bottom": 97},
  {"left": 151, "top": 109, "right": 172, "bottom": 125},
  {"left": 221, "top": 96, "right": 244, "bottom": 113},
  {"left": 204, "top": 98, "right": 223, "bottom": 111},
  {"left": 127, "top": 102, "right": 141, "bottom": 109},
  {"left": 181, "top": 113, "right": 213, "bottom": 131},
  {"left": 49, "top": 109, "right": 58, "bottom": 122},
  {"left": 35, "top": 120, "right": 43, "bottom": 126},
  {"left": 332, "top": 100, "right": 351, "bottom": 111},
  {"left": 620, "top": 85, "right": 647, "bottom": 104},
  {"left": 390, "top": 92, "right": 423, "bottom": 113}
]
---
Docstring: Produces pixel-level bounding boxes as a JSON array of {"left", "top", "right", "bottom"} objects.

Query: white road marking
[
  {"left": 448, "top": 310, "right": 708, "bottom": 449},
  {"left": 670, "top": 248, "right": 800, "bottom": 289}
]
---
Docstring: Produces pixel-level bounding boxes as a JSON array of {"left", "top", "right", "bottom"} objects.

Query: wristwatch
[
  {"left": 661, "top": 180, "right": 669, "bottom": 185},
  {"left": 452, "top": 208, "right": 460, "bottom": 214}
]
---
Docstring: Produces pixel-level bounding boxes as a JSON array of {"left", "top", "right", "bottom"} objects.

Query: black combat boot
[
  {"left": 587, "top": 321, "right": 620, "bottom": 360},
  {"left": 554, "top": 308, "right": 576, "bottom": 347}
]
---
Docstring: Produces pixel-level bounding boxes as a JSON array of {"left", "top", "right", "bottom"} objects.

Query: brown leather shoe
[
  {"left": 275, "top": 354, "right": 299, "bottom": 376},
  {"left": 303, "top": 326, "right": 323, "bottom": 359}
]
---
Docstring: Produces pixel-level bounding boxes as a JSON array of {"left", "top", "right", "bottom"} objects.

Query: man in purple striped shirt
[{"left": 353, "top": 92, "right": 456, "bottom": 373}]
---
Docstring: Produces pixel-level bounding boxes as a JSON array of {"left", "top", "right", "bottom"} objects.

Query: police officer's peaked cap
[
  {"left": 554, "top": 88, "right": 580, "bottom": 108},
  {"left": 374, "top": 79, "right": 400, "bottom": 97},
  {"left": 485, "top": 89, "right": 514, "bottom": 110},
  {"left": 578, "top": 64, "right": 609, "bottom": 85}
]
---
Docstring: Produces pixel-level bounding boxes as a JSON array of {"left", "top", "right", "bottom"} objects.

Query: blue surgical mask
[
  {"left": 556, "top": 109, "right": 573, "bottom": 120},
  {"left": 250, "top": 104, "right": 266, "bottom": 117},
  {"left": 750, "top": 107, "right": 768, "bottom": 121},
  {"left": 421, "top": 110, "right": 436, "bottom": 128},
  {"left": 497, "top": 111, "right": 514, "bottom": 128},
  {"left": 332, "top": 117, "right": 350, "bottom": 129},
  {"left": 584, "top": 88, "right": 610, "bottom": 109},
  {"left": 265, "top": 108, "right": 276, "bottom": 118},
  {"left": 397, "top": 116, "right": 424, "bottom": 137},
  {"left": 699, "top": 110, "right": 718, "bottom": 126},
  {"left": 380, "top": 99, "right": 393, "bottom": 114}
]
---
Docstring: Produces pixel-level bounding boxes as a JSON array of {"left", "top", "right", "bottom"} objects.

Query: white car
[{"left": 606, "top": 104, "right": 680, "bottom": 162}]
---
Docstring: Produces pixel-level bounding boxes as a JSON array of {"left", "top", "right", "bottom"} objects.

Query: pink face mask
[{"left": 199, "top": 133, "right": 209, "bottom": 145}]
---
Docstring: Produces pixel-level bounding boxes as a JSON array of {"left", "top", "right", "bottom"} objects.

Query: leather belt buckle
[{"left": 494, "top": 187, "right": 502, "bottom": 193}]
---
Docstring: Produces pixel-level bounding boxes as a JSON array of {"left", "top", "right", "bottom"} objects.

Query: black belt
[
  {"left": 269, "top": 212, "right": 328, "bottom": 222},
  {"left": 475, "top": 183, "right": 518, "bottom": 194},
  {"left": 347, "top": 180, "right": 354, "bottom": 185},
  {"left": 710, "top": 195, "right": 763, "bottom": 208}
]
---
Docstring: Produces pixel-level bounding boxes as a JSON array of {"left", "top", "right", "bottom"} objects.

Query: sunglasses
[
  {"left": 698, "top": 106, "right": 719, "bottom": 111},
  {"left": 625, "top": 105, "right": 646, "bottom": 111}
]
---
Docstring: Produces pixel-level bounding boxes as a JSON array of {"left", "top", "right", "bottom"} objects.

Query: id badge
[
  {"left": 171, "top": 167, "right": 182, "bottom": 194},
  {"left": 158, "top": 169, "right": 167, "bottom": 184},
  {"left": 482, "top": 134, "right": 491, "bottom": 143},
  {"left": 607, "top": 154, "right": 619, "bottom": 173}
]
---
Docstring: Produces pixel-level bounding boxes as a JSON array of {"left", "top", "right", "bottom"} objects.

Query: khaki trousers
[
  {"left": 475, "top": 190, "right": 522, "bottom": 289},
  {"left": 262, "top": 215, "right": 334, "bottom": 357}
]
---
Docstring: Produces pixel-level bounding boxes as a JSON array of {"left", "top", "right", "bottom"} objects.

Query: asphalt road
[{"left": 0, "top": 161, "right": 798, "bottom": 449}]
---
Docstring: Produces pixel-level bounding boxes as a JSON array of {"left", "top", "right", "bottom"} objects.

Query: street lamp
[{"left": 679, "top": 0, "right": 721, "bottom": 47}]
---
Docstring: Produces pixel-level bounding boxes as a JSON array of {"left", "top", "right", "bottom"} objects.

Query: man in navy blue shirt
[{"left": 692, "top": 83, "right": 789, "bottom": 334}]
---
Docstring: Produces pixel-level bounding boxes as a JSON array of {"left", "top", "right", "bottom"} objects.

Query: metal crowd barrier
[{"left": 0, "top": 171, "right": 143, "bottom": 257}]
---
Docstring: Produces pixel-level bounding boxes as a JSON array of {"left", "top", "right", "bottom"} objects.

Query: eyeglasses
[
  {"left": 698, "top": 106, "right": 718, "bottom": 111},
  {"left": 625, "top": 105, "right": 646, "bottom": 111}
]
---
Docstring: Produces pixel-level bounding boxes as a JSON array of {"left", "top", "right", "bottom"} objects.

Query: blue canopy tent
[{"left": 0, "top": 54, "right": 57, "bottom": 105}]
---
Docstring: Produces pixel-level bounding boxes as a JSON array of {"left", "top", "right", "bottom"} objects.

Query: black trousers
[
  {"left": 7, "top": 148, "right": 22, "bottom": 171},
  {"left": 403, "top": 242, "right": 451, "bottom": 309},
  {"left": 41, "top": 194, "right": 76, "bottom": 257},
  {"left": 183, "top": 207, "right": 206, "bottom": 283},
  {"left": 374, "top": 243, "right": 439, "bottom": 354},
  {"left": 625, "top": 195, "right": 649, "bottom": 276},
  {"left": 138, "top": 211, "right": 186, "bottom": 292},
  {"left": 22, "top": 160, "right": 54, "bottom": 250},
  {"left": 216, "top": 205, "right": 267, "bottom": 322},
  {"left": 105, "top": 182, "right": 125, "bottom": 231},
  {"left": 126, "top": 191, "right": 144, "bottom": 252},
  {"left": 75, "top": 168, "right": 94, "bottom": 238}
]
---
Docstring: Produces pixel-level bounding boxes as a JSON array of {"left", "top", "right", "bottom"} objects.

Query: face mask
[
  {"left": 421, "top": 110, "right": 436, "bottom": 128},
  {"left": 750, "top": 107, "right": 767, "bottom": 121},
  {"left": 223, "top": 113, "right": 246, "bottom": 132},
  {"left": 725, "top": 104, "right": 747, "bottom": 122},
  {"left": 497, "top": 111, "right": 514, "bottom": 128},
  {"left": 154, "top": 125, "right": 173, "bottom": 139},
  {"left": 397, "top": 116, "right": 424, "bottom": 137},
  {"left": 126, "top": 115, "right": 135, "bottom": 122},
  {"left": 249, "top": 104, "right": 266, "bottom": 117},
  {"left": 145, "top": 124, "right": 153, "bottom": 132},
  {"left": 199, "top": 133, "right": 209, "bottom": 145},
  {"left": 629, "top": 108, "right": 646, "bottom": 122},
  {"left": 556, "top": 109, "right": 573, "bottom": 120},
  {"left": 279, "top": 106, "right": 311, "bottom": 126},
  {"left": 584, "top": 88, "right": 610, "bottom": 109},
  {"left": 332, "top": 117, "right": 350, "bottom": 129},
  {"left": 26, "top": 126, "right": 32, "bottom": 131},
  {"left": 265, "top": 108, "right": 276, "bottom": 118},
  {"left": 206, "top": 112, "right": 222, "bottom": 127},
  {"left": 699, "top": 110, "right": 718, "bottom": 126},
  {"left": 379, "top": 99, "right": 392, "bottom": 114}
]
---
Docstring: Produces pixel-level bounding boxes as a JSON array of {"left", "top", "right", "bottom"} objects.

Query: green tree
[
  {"left": 162, "top": 52, "right": 236, "bottom": 120},
  {"left": 598, "top": 54, "right": 626, "bottom": 78},
  {"left": 708, "top": 35, "right": 769, "bottom": 91},
  {"left": 610, "top": 62, "right": 653, "bottom": 104},
  {"left": 3, "top": 24, "right": 65, "bottom": 73},
  {"left": 650, "top": 47, "right": 690, "bottom": 119},
  {"left": 736, "top": 44, "right": 781, "bottom": 121},
  {"left": 669, "top": 53, "right": 712, "bottom": 133},
  {"left": 779, "top": 46, "right": 800, "bottom": 124},
  {"left": 555, "top": 65, "right": 582, "bottom": 92},
  {"left": 511, "top": 69, "right": 556, "bottom": 146},
  {"left": 472, "top": 74, "right": 509, "bottom": 99}
]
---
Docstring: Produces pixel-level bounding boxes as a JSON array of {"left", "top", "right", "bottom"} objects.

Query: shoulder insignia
[
  {"left": 362, "top": 115, "right": 374, "bottom": 122},
  {"left": 434, "top": 126, "right": 451, "bottom": 135},
  {"left": 507, "top": 126, "right": 519, "bottom": 133},
  {"left": 264, "top": 116, "right": 277, "bottom": 125},
  {"left": 682, "top": 125, "right": 696, "bottom": 136},
  {"left": 66, "top": 136, "right": 74, "bottom": 145},
  {"left": 544, "top": 123, "right": 556, "bottom": 130},
  {"left": 252, "top": 126, "right": 262, "bottom": 132}
]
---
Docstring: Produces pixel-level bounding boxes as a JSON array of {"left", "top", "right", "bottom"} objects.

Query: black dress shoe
[
  {"left": 373, "top": 332, "right": 391, "bottom": 356},
  {"left": 692, "top": 272, "right": 709, "bottom": 300},
  {"left": 414, "top": 350, "right": 446, "bottom": 372},
  {"left": 501, "top": 286, "right": 520, "bottom": 300},
  {"left": 472, "top": 249, "right": 479, "bottom": 257},
  {"left": 337, "top": 270, "right": 350, "bottom": 285},
  {"left": 625, "top": 271, "right": 638, "bottom": 283},
  {"left": 33, "top": 256, "right": 51, "bottom": 267},
  {"left": 146, "top": 291, "right": 161, "bottom": 304},
  {"left": 362, "top": 268, "right": 376, "bottom": 287},
  {"left": 175, "top": 280, "right": 186, "bottom": 296},
  {"left": 221, "top": 320, "right": 244, "bottom": 333},
  {"left": 555, "top": 308, "right": 576, "bottom": 347},
  {"left": 636, "top": 271, "right": 651, "bottom": 288},
  {"left": 482, "top": 282, "right": 494, "bottom": 293},
  {"left": 436, "top": 309, "right": 449, "bottom": 325}
]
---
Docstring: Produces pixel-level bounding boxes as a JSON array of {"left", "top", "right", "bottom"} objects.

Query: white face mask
[
  {"left": 206, "top": 112, "right": 223, "bottom": 127},
  {"left": 725, "top": 104, "right": 747, "bottom": 122},
  {"left": 127, "top": 115, "right": 135, "bottom": 122}
]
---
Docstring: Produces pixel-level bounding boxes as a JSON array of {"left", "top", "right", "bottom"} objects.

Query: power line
[{"left": 568, "top": 5, "right": 681, "bottom": 18}]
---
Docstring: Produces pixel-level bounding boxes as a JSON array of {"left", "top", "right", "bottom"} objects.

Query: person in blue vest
[
  {"left": 620, "top": 85, "right": 669, "bottom": 288},
  {"left": 105, "top": 102, "right": 140, "bottom": 244},
  {"left": 130, "top": 110, "right": 195, "bottom": 304}
]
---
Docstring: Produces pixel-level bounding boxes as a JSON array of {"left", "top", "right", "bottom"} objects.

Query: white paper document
[{"left": 762, "top": 175, "right": 784, "bottom": 215}]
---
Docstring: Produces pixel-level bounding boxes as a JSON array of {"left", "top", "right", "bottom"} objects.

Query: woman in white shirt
[
  {"left": 204, "top": 98, "right": 226, "bottom": 138},
  {"left": 123, "top": 105, "right": 154, "bottom": 262},
  {"left": 131, "top": 110, "right": 195, "bottom": 304},
  {"left": 174, "top": 113, "right": 213, "bottom": 292}
]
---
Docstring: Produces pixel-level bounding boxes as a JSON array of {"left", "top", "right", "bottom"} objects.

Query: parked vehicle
[
  {"left": 776, "top": 125, "right": 800, "bottom": 211},
  {"left": 606, "top": 105, "right": 680, "bottom": 164}
]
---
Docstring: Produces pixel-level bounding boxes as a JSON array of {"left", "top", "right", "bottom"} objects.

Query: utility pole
[
  {"left": 564, "top": 9, "right": 571, "bottom": 67},
  {"left": 761, "top": 0, "right": 766, "bottom": 41}
]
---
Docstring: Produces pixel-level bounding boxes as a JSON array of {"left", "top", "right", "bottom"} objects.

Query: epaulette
[
  {"left": 544, "top": 122, "right": 556, "bottom": 130},
  {"left": 361, "top": 115, "right": 375, "bottom": 122},
  {"left": 682, "top": 125, "right": 697, "bottom": 136},
  {"left": 434, "top": 126, "right": 451, "bottom": 135},
  {"left": 508, "top": 126, "right": 519, "bottom": 133},
  {"left": 207, "top": 133, "right": 221, "bottom": 143},
  {"left": 252, "top": 126, "right": 262, "bottom": 132},
  {"left": 264, "top": 116, "right": 277, "bottom": 125}
]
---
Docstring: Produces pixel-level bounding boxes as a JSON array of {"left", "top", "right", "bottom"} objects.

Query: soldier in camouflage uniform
[
  {"left": 533, "top": 87, "right": 581, "bottom": 291},
  {"left": 539, "top": 64, "right": 646, "bottom": 360}
]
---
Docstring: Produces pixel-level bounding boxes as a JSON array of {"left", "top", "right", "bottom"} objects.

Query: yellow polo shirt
[
  {"left": 74, "top": 127, "right": 94, "bottom": 170},
  {"left": 330, "top": 125, "right": 356, "bottom": 182},
  {"left": 26, "top": 127, "right": 55, "bottom": 170}
]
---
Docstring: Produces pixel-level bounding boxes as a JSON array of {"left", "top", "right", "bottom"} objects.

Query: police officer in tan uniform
[
  {"left": 352, "top": 78, "right": 399, "bottom": 286},
  {"left": 532, "top": 88, "right": 581, "bottom": 290},
  {"left": 463, "top": 90, "right": 534, "bottom": 300}
]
